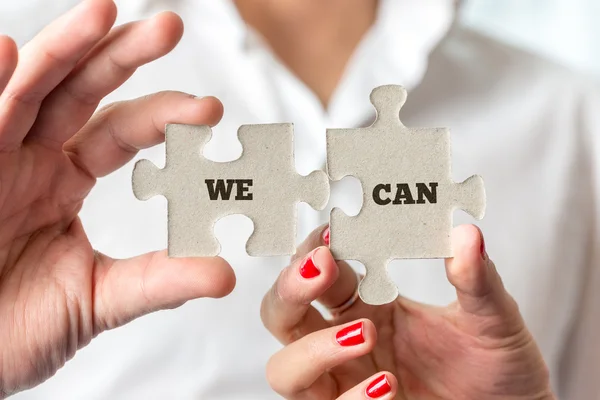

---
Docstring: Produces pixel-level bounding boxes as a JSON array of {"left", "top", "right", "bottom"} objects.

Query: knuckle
[
  {"left": 274, "top": 265, "right": 304, "bottom": 304},
  {"left": 90, "top": 101, "right": 139, "bottom": 154},
  {"left": 275, "top": 276, "right": 296, "bottom": 304},
  {"left": 275, "top": 269, "right": 312, "bottom": 307},
  {"left": 41, "top": 47, "right": 74, "bottom": 69},
  {"left": 4, "top": 88, "right": 44, "bottom": 106},
  {"left": 60, "top": 81, "right": 99, "bottom": 107}
]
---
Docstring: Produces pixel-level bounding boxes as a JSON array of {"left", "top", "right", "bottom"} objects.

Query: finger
[
  {"left": 445, "top": 225, "right": 524, "bottom": 334},
  {"left": 293, "top": 225, "right": 363, "bottom": 313},
  {"left": 290, "top": 223, "right": 330, "bottom": 264},
  {"left": 93, "top": 249, "right": 236, "bottom": 333},
  {"left": 266, "top": 319, "right": 376, "bottom": 399},
  {"left": 0, "top": 35, "right": 18, "bottom": 94},
  {"left": 28, "top": 11, "right": 184, "bottom": 148},
  {"left": 0, "top": 0, "right": 117, "bottom": 149},
  {"left": 64, "top": 93, "right": 224, "bottom": 178},
  {"left": 261, "top": 246, "right": 336, "bottom": 344},
  {"left": 337, "top": 372, "right": 398, "bottom": 400}
]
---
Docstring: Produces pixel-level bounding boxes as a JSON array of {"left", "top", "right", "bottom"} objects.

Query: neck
[
  {"left": 233, "top": 0, "right": 374, "bottom": 29},
  {"left": 232, "top": 0, "right": 379, "bottom": 107}
]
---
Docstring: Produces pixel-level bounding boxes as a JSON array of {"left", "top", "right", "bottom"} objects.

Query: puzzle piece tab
[
  {"left": 132, "top": 123, "right": 330, "bottom": 257},
  {"left": 326, "top": 85, "right": 486, "bottom": 305}
]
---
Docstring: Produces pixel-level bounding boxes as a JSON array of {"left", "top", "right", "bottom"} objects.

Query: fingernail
[
  {"left": 299, "top": 250, "right": 320, "bottom": 279},
  {"left": 335, "top": 321, "right": 364, "bottom": 346},
  {"left": 322, "top": 226, "right": 330, "bottom": 246},
  {"left": 366, "top": 374, "right": 391, "bottom": 398},
  {"left": 480, "top": 235, "right": 487, "bottom": 260}
]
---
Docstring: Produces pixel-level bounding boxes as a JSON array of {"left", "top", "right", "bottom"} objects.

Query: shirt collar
[
  {"left": 188, "top": 0, "right": 455, "bottom": 56},
  {"left": 327, "top": 0, "right": 456, "bottom": 128},
  {"left": 209, "top": 0, "right": 456, "bottom": 126},
  {"left": 168, "top": 0, "right": 456, "bottom": 127}
]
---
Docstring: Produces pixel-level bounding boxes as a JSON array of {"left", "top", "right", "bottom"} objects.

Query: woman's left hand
[{"left": 260, "top": 224, "right": 555, "bottom": 399}]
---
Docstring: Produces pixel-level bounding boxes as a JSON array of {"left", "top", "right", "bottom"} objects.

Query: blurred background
[
  {"left": 0, "top": 0, "right": 600, "bottom": 78},
  {"left": 461, "top": 0, "right": 600, "bottom": 78},
  {"left": 2, "top": 0, "right": 599, "bottom": 79}
]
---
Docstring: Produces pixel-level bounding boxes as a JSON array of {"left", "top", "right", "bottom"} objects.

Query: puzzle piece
[
  {"left": 326, "top": 85, "right": 486, "bottom": 305},
  {"left": 132, "top": 123, "right": 329, "bottom": 257}
]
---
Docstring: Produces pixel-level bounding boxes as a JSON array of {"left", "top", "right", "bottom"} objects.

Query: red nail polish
[
  {"left": 322, "top": 226, "right": 330, "bottom": 246},
  {"left": 299, "top": 252, "right": 320, "bottom": 278},
  {"left": 366, "top": 374, "right": 391, "bottom": 398},
  {"left": 480, "top": 235, "right": 487, "bottom": 260},
  {"left": 335, "top": 321, "right": 364, "bottom": 346}
]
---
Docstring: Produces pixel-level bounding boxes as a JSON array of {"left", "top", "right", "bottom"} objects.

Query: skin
[
  {"left": 249, "top": 3, "right": 555, "bottom": 397},
  {"left": 0, "top": 0, "right": 236, "bottom": 396},
  {"left": 0, "top": 0, "right": 555, "bottom": 399},
  {"left": 261, "top": 225, "right": 557, "bottom": 399},
  {"left": 232, "top": 0, "right": 378, "bottom": 107}
]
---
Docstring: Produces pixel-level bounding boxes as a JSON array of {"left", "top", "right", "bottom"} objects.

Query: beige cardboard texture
[
  {"left": 326, "top": 85, "right": 486, "bottom": 305},
  {"left": 132, "top": 123, "right": 330, "bottom": 257}
]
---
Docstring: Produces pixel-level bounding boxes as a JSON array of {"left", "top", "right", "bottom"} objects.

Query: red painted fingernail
[
  {"left": 322, "top": 226, "right": 330, "bottom": 246},
  {"left": 480, "top": 235, "right": 487, "bottom": 260},
  {"left": 366, "top": 374, "right": 391, "bottom": 398},
  {"left": 299, "top": 251, "right": 320, "bottom": 279},
  {"left": 335, "top": 321, "right": 364, "bottom": 346}
]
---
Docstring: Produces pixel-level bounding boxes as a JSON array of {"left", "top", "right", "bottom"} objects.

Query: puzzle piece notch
[
  {"left": 244, "top": 166, "right": 329, "bottom": 256},
  {"left": 132, "top": 123, "right": 330, "bottom": 258},
  {"left": 236, "top": 124, "right": 330, "bottom": 213},
  {"left": 235, "top": 123, "right": 330, "bottom": 256},
  {"left": 326, "top": 84, "right": 486, "bottom": 305}
]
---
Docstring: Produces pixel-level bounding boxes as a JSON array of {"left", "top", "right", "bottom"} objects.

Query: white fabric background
[
  {"left": 1, "top": 0, "right": 599, "bottom": 80},
  {"left": 460, "top": 0, "right": 600, "bottom": 78}
]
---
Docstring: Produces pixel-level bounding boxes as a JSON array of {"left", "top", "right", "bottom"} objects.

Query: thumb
[
  {"left": 92, "top": 250, "right": 236, "bottom": 333},
  {"left": 445, "top": 225, "right": 525, "bottom": 337}
]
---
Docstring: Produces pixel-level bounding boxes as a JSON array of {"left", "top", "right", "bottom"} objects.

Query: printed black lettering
[
  {"left": 392, "top": 183, "right": 415, "bottom": 204},
  {"left": 416, "top": 182, "right": 438, "bottom": 204},
  {"left": 205, "top": 179, "right": 235, "bottom": 200},
  {"left": 235, "top": 179, "right": 253, "bottom": 200},
  {"left": 373, "top": 184, "right": 392, "bottom": 205}
]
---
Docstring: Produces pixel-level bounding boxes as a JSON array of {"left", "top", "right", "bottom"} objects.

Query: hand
[
  {"left": 261, "top": 224, "right": 556, "bottom": 399},
  {"left": 0, "top": 0, "right": 235, "bottom": 396}
]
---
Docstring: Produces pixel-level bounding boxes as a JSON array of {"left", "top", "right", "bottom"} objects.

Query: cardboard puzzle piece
[
  {"left": 326, "top": 85, "right": 486, "bottom": 305},
  {"left": 132, "top": 123, "right": 330, "bottom": 257}
]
